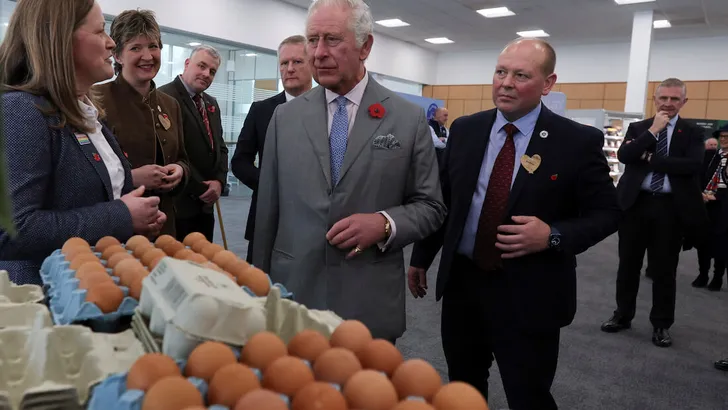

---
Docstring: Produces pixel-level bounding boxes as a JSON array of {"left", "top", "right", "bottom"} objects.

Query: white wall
[
  {"left": 436, "top": 36, "right": 728, "bottom": 85},
  {"left": 97, "top": 0, "right": 438, "bottom": 85}
]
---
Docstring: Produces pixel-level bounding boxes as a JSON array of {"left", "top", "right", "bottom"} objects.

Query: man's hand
[
  {"left": 495, "top": 216, "right": 551, "bottom": 259},
  {"left": 200, "top": 180, "right": 222, "bottom": 204},
  {"left": 159, "top": 164, "right": 184, "bottom": 192},
  {"left": 649, "top": 111, "right": 670, "bottom": 136},
  {"left": 131, "top": 165, "right": 167, "bottom": 190},
  {"left": 326, "top": 213, "right": 388, "bottom": 259},
  {"left": 407, "top": 266, "right": 427, "bottom": 298},
  {"left": 703, "top": 192, "right": 716, "bottom": 202}
]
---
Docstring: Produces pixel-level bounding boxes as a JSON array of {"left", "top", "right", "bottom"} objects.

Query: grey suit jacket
[
  {"left": 0, "top": 91, "right": 135, "bottom": 285},
  {"left": 253, "top": 76, "right": 446, "bottom": 340}
]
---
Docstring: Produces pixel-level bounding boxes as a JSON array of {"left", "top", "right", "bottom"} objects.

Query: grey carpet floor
[{"left": 214, "top": 188, "right": 728, "bottom": 410}]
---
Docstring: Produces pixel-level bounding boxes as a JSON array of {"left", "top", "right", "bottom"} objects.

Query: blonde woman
[
  {"left": 96, "top": 9, "right": 190, "bottom": 238},
  {"left": 0, "top": 0, "right": 165, "bottom": 285}
]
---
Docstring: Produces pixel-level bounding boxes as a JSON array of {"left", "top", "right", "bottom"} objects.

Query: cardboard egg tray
[
  {"left": 0, "top": 271, "right": 45, "bottom": 305},
  {"left": 39, "top": 250, "right": 138, "bottom": 333},
  {"left": 131, "top": 258, "right": 343, "bottom": 360},
  {"left": 87, "top": 357, "right": 288, "bottom": 410},
  {"left": 0, "top": 303, "right": 145, "bottom": 410}
]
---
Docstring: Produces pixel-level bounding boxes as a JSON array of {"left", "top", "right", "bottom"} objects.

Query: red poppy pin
[
  {"left": 162, "top": 113, "right": 169, "bottom": 120},
  {"left": 123, "top": 151, "right": 129, "bottom": 158},
  {"left": 93, "top": 153, "right": 101, "bottom": 162},
  {"left": 551, "top": 174, "right": 558, "bottom": 181},
  {"left": 368, "top": 103, "right": 385, "bottom": 119},
  {"left": 207, "top": 105, "right": 216, "bottom": 113}
]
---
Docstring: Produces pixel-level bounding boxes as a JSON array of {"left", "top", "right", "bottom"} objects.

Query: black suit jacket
[
  {"left": 158, "top": 77, "right": 228, "bottom": 218},
  {"left": 411, "top": 105, "right": 620, "bottom": 330},
  {"left": 616, "top": 117, "right": 708, "bottom": 241},
  {"left": 231, "top": 92, "right": 287, "bottom": 240}
]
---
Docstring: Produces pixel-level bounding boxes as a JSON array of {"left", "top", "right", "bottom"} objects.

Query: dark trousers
[
  {"left": 615, "top": 193, "right": 682, "bottom": 328},
  {"left": 441, "top": 255, "right": 560, "bottom": 410},
  {"left": 175, "top": 213, "right": 215, "bottom": 243},
  {"left": 698, "top": 198, "right": 728, "bottom": 280},
  {"left": 697, "top": 244, "right": 726, "bottom": 278}
]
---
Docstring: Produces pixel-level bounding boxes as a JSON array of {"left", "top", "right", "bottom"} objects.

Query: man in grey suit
[{"left": 253, "top": 0, "right": 446, "bottom": 342}]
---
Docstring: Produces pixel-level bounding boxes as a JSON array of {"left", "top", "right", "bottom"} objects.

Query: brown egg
[
  {"left": 200, "top": 242, "right": 225, "bottom": 260},
  {"left": 357, "top": 339, "right": 403, "bottom": 377},
  {"left": 154, "top": 234, "right": 177, "bottom": 248},
  {"left": 208, "top": 363, "right": 261, "bottom": 407},
  {"left": 148, "top": 254, "right": 167, "bottom": 270},
  {"left": 106, "top": 251, "right": 135, "bottom": 270},
  {"left": 391, "top": 359, "right": 442, "bottom": 401},
  {"left": 64, "top": 245, "right": 93, "bottom": 261},
  {"left": 133, "top": 243, "right": 155, "bottom": 258},
  {"left": 114, "top": 258, "right": 148, "bottom": 287},
  {"left": 95, "top": 236, "right": 121, "bottom": 253},
  {"left": 190, "top": 239, "right": 210, "bottom": 253},
  {"left": 141, "top": 248, "right": 166, "bottom": 268},
  {"left": 313, "top": 347, "right": 362, "bottom": 385},
  {"left": 238, "top": 266, "right": 270, "bottom": 296},
  {"left": 185, "top": 252, "right": 208, "bottom": 264},
  {"left": 262, "top": 355, "right": 315, "bottom": 397},
  {"left": 181, "top": 407, "right": 207, "bottom": 410},
  {"left": 203, "top": 261, "right": 225, "bottom": 273},
  {"left": 211, "top": 250, "right": 239, "bottom": 271},
  {"left": 101, "top": 244, "right": 127, "bottom": 261},
  {"left": 240, "top": 331, "right": 288, "bottom": 371},
  {"left": 129, "top": 275, "right": 144, "bottom": 300},
  {"left": 330, "top": 320, "right": 373, "bottom": 354},
  {"left": 392, "top": 400, "right": 436, "bottom": 410},
  {"left": 77, "top": 268, "right": 113, "bottom": 290},
  {"left": 288, "top": 329, "right": 330, "bottom": 362},
  {"left": 292, "top": 382, "right": 347, "bottom": 410},
  {"left": 69, "top": 252, "right": 100, "bottom": 270},
  {"left": 126, "top": 235, "right": 151, "bottom": 252},
  {"left": 62, "top": 237, "right": 90, "bottom": 254},
  {"left": 343, "top": 370, "right": 398, "bottom": 410},
  {"left": 234, "top": 389, "right": 288, "bottom": 410},
  {"left": 174, "top": 248, "right": 195, "bottom": 260},
  {"left": 185, "top": 341, "right": 238, "bottom": 382},
  {"left": 183, "top": 232, "right": 207, "bottom": 247},
  {"left": 161, "top": 241, "right": 185, "bottom": 257},
  {"left": 126, "top": 353, "right": 181, "bottom": 391},
  {"left": 142, "top": 376, "right": 204, "bottom": 410},
  {"left": 432, "top": 382, "right": 488, "bottom": 410},
  {"left": 85, "top": 281, "right": 124, "bottom": 313}
]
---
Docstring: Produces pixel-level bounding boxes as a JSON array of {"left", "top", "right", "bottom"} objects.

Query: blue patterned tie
[
  {"left": 650, "top": 127, "right": 669, "bottom": 192},
  {"left": 329, "top": 96, "right": 349, "bottom": 186}
]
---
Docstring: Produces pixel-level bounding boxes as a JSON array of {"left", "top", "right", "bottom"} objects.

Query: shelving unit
[{"left": 565, "top": 109, "right": 644, "bottom": 185}]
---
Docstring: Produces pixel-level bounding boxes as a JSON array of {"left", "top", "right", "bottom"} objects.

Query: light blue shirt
[
  {"left": 640, "top": 115, "right": 678, "bottom": 193},
  {"left": 457, "top": 104, "right": 542, "bottom": 258}
]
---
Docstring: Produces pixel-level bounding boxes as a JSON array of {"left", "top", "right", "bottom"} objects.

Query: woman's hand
[
  {"left": 120, "top": 186, "right": 161, "bottom": 234},
  {"left": 131, "top": 165, "right": 167, "bottom": 190},
  {"left": 158, "top": 164, "right": 184, "bottom": 192}
]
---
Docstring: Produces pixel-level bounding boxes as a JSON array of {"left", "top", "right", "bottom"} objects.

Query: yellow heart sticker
[{"left": 520, "top": 154, "right": 542, "bottom": 174}]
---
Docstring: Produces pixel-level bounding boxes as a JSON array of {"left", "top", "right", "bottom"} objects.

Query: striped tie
[{"left": 649, "top": 128, "right": 669, "bottom": 192}]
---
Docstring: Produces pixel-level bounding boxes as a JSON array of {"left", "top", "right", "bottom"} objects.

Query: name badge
[{"left": 75, "top": 133, "right": 91, "bottom": 145}]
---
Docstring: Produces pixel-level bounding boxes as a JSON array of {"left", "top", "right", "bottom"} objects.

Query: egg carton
[
  {"left": 0, "top": 318, "right": 144, "bottom": 410},
  {"left": 88, "top": 354, "right": 297, "bottom": 410},
  {"left": 136, "top": 257, "right": 269, "bottom": 361},
  {"left": 0, "top": 303, "right": 52, "bottom": 330},
  {"left": 0, "top": 271, "right": 44, "bottom": 305},
  {"left": 39, "top": 251, "right": 139, "bottom": 333}
]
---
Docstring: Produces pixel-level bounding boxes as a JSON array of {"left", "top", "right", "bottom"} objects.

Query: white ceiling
[{"left": 280, "top": 0, "right": 728, "bottom": 52}]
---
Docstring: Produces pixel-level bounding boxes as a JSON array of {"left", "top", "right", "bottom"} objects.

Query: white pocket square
[{"left": 373, "top": 134, "right": 401, "bottom": 149}]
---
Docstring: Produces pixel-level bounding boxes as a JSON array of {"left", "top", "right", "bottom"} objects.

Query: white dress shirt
[
  {"left": 78, "top": 97, "right": 126, "bottom": 200},
  {"left": 324, "top": 72, "right": 396, "bottom": 249},
  {"left": 430, "top": 126, "right": 446, "bottom": 148},
  {"left": 641, "top": 115, "right": 678, "bottom": 193},
  {"left": 285, "top": 91, "right": 296, "bottom": 102}
]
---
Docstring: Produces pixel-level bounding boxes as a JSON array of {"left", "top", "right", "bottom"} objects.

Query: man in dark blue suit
[{"left": 408, "top": 38, "right": 620, "bottom": 410}]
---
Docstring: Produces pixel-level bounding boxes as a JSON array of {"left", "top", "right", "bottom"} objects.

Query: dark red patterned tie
[
  {"left": 472, "top": 123, "right": 518, "bottom": 271},
  {"left": 193, "top": 94, "right": 214, "bottom": 147}
]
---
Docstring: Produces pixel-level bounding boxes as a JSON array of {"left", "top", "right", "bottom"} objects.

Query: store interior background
[{"left": 3, "top": 0, "right": 728, "bottom": 190}]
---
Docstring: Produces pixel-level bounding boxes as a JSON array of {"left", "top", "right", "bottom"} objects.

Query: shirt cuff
[{"left": 377, "top": 211, "right": 396, "bottom": 251}]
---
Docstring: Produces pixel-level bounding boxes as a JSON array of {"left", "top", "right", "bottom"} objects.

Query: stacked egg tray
[
  {"left": 0, "top": 271, "right": 145, "bottom": 410},
  {"left": 39, "top": 248, "right": 138, "bottom": 333}
]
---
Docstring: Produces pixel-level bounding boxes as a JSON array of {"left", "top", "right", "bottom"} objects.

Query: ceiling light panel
[
  {"left": 516, "top": 29, "right": 550, "bottom": 37},
  {"left": 476, "top": 7, "right": 515, "bottom": 18},
  {"left": 425, "top": 37, "right": 454, "bottom": 44},
  {"left": 376, "top": 19, "right": 410, "bottom": 27}
]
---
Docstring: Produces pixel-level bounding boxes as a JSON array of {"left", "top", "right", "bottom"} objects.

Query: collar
[
  {"left": 494, "top": 103, "right": 542, "bottom": 137},
  {"left": 178, "top": 75, "right": 197, "bottom": 98},
  {"left": 77, "top": 96, "right": 101, "bottom": 131},
  {"left": 325, "top": 70, "right": 369, "bottom": 106},
  {"left": 285, "top": 91, "right": 295, "bottom": 102},
  {"left": 115, "top": 73, "right": 157, "bottom": 101},
  {"left": 668, "top": 115, "right": 679, "bottom": 128}
]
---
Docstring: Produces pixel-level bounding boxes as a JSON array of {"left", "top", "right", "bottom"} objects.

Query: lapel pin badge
[
  {"left": 539, "top": 130, "right": 548, "bottom": 138},
  {"left": 551, "top": 174, "right": 558, "bottom": 181},
  {"left": 92, "top": 153, "right": 101, "bottom": 162}
]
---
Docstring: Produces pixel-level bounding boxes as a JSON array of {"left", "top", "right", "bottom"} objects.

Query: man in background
[
  {"left": 429, "top": 107, "right": 448, "bottom": 166},
  {"left": 705, "top": 137, "right": 718, "bottom": 151},
  {"left": 231, "top": 35, "right": 313, "bottom": 262},
  {"left": 159, "top": 45, "right": 228, "bottom": 242},
  {"left": 601, "top": 78, "right": 707, "bottom": 347}
]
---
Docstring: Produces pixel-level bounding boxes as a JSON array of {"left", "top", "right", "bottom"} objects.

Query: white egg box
[
  {"left": 136, "top": 257, "right": 268, "bottom": 360},
  {"left": 0, "top": 272, "right": 44, "bottom": 305},
  {"left": 0, "top": 304, "right": 52, "bottom": 330},
  {"left": 0, "top": 318, "right": 144, "bottom": 410}
]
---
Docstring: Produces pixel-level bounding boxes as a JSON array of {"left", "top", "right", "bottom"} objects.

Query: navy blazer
[{"left": 0, "top": 91, "right": 135, "bottom": 285}]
